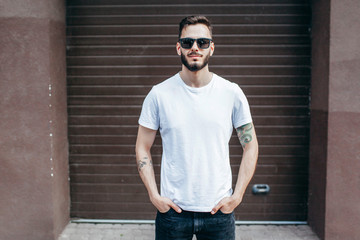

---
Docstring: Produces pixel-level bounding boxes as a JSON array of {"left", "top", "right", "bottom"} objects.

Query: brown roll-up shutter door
[{"left": 67, "top": 0, "right": 311, "bottom": 220}]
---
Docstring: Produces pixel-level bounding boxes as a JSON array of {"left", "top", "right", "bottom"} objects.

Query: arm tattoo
[
  {"left": 236, "top": 123, "right": 253, "bottom": 148},
  {"left": 137, "top": 157, "right": 152, "bottom": 172}
]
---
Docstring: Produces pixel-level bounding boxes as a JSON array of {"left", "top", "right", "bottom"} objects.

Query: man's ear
[
  {"left": 210, "top": 42, "right": 215, "bottom": 56},
  {"left": 176, "top": 42, "right": 181, "bottom": 56}
]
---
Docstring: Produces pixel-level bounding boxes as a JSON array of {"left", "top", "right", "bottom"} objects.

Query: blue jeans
[{"left": 155, "top": 208, "right": 235, "bottom": 240}]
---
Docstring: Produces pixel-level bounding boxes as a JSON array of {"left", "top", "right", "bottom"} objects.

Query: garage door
[{"left": 66, "top": 0, "right": 311, "bottom": 221}]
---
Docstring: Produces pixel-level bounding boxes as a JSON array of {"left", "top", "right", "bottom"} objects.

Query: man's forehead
[{"left": 181, "top": 24, "right": 212, "bottom": 38}]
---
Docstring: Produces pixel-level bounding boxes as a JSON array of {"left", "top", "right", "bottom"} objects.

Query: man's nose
[{"left": 191, "top": 41, "right": 200, "bottom": 51}]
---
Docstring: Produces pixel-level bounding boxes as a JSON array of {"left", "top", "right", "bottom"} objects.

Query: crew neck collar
[{"left": 178, "top": 72, "right": 215, "bottom": 93}]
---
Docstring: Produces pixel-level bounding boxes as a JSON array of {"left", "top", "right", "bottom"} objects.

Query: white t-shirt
[{"left": 139, "top": 73, "right": 252, "bottom": 212}]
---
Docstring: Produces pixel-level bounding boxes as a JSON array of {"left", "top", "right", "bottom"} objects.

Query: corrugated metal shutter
[{"left": 66, "top": 0, "right": 311, "bottom": 220}]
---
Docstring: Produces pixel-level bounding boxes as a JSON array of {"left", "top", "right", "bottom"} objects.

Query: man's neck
[{"left": 179, "top": 66, "right": 213, "bottom": 88}]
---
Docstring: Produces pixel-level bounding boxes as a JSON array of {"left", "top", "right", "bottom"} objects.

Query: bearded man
[{"left": 135, "top": 16, "right": 258, "bottom": 240}]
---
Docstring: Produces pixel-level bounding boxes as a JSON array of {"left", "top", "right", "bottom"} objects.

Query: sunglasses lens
[
  {"left": 180, "top": 38, "right": 194, "bottom": 49},
  {"left": 197, "top": 38, "right": 211, "bottom": 49}
]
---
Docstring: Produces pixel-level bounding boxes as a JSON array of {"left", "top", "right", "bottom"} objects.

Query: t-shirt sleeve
[
  {"left": 232, "top": 84, "right": 253, "bottom": 129},
  {"left": 138, "top": 87, "right": 160, "bottom": 130}
]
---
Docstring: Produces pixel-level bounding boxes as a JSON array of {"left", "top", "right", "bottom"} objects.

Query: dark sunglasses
[{"left": 179, "top": 38, "right": 213, "bottom": 49}]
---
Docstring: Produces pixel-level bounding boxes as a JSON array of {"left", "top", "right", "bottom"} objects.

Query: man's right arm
[{"left": 135, "top": 125, "right": 182, "bottom": 213}]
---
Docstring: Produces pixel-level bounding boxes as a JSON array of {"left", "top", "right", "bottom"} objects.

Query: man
[{"left": 135, "top": 16, "right": 258, "bottom": 240}]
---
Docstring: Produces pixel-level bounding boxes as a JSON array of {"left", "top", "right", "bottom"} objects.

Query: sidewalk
[{"left": 58, "top": 223, "right": 320, "bottom": 240}]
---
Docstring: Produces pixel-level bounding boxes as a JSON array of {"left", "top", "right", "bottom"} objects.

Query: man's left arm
[{"left": 211, "top": 122, "right": 258, "bottom": 214}]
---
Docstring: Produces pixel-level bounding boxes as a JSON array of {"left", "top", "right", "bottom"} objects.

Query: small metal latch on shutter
[{"left": 252, "top": 184, "right": 270, "bottom": 195}]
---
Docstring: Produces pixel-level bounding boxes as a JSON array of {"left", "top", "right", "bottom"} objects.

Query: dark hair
[{"left": 178, "top": 16, "right": 213, "bottom": 39}]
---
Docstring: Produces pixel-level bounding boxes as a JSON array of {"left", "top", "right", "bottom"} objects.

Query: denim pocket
[
  {"left": 159, "top": 208, "right": 172, "bottom": 215},
  {"left": 219, "top": 209, "right": 234, "bottom": 215}
]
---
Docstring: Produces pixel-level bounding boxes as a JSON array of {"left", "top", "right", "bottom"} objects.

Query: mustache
[{"left": 188, "top": 52, "right": 202, "bottom": 57}]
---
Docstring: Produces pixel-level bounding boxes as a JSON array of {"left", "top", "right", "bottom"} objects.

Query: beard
[{"left": 181, "top": 51, "right": 210, "bottom": 72}]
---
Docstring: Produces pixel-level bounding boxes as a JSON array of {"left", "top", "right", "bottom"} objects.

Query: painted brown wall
[
  {"left": 308, "top": 0, "right": 330, "bottom": 238},
  {"left": 309, "top": 0, "right": 360, "bottom": 239},
  {"left": 326, "top": 0, "right": 360, "bottom": 239},
  {"left": 0, "top": 1, "right": 69, "bottom": 240}
]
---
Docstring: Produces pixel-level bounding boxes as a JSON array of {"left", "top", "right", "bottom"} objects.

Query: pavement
[{"left": 58, "top": 223, "right": 320, "bottom": 240}]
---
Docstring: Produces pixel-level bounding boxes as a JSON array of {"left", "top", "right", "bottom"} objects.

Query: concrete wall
[
  {"left": 308, "top": 0, "right": 330, "bottom": 238},
  {"left": 309, "top": 0, "right": 360, "bottom": 239},
  {"left": 326, "top": 0, "right": 360, "bottom": 239},
  {"left": 0, "top": 1, "right": 69, "bottom": 239}
]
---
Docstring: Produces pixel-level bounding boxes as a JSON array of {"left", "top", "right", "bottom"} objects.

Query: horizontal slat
[
  {"left": 67, "top": 25, "right": 309, "bottom": 37},
  {"left": 69, "top": 145, "right": 308, "bottom": 157},
  {"left": 69, "top": 211, "right": 307, "bottom": 221},
  {"left": 69, "top": 164, "right": 308, "bottom": 176},
  {"left": 67, "top": 66, "right": 310, "bottom": 76},
  {"left": 70, "top": 182, "right": 307, "bottom": 194},
  {"left": 69, "top": 154, "right": 309, "bottom": 165},
  {"left": 69, "top": 211, "right": 306, "bottom": 221},
  {"left": 70, "top": 192, "right": 307, "bottom": 204},
  {"left": 67, "top": 0, "right": 309, "bottom": 5},
  {"left": 68, "top": 96, "right": 309, "bottom": 107},
  {"left": 67, "top": 86, "right": 309, "bottom": 96},
  {"left": 67, "top": 35, "right": 310, "bottom": 46},
  {"left": 69, "top": 211, "right": 156, "bottom": 220},
  {"left": 67, "top": 5, "right": 310, "bottom": 16},
  {"left": 67, "top": 45, "right": 310, "bottom": 56},
  {"left": 70, "top": 202, "right": 306, "bottom": 214},
  {"left": 67, "top": 76, "right": 310, "bottom": 86},
  {"left": 67, "top": 55, "right": 311, "bottom": 66},
  {"left": 68, "top": 135, "right": 309, "bottom": 145},
  {"left": 69, "top": 175, "right": 308, "bottom": 186},
  {"left": 67, "top": 15, "right": 310, "bottom": 26},
  {"left": 67, "top": 106, "right": 309, "bottom": 117},
  {"left": 67, "top": 125, "right": 309, "bottom": 136}
]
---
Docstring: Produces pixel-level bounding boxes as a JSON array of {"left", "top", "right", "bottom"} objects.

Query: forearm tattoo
[
  {"left": 137, "top": 157, "right": 152, "bottom": 172},
  {"left": 236, "top": 123, "right": 253, "bottom": 148}
]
